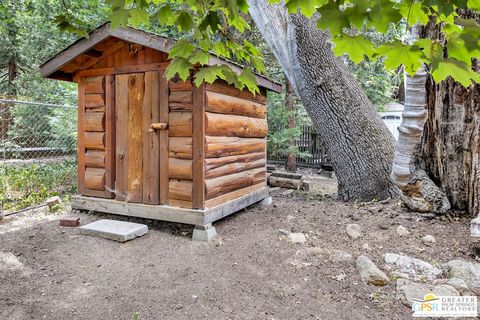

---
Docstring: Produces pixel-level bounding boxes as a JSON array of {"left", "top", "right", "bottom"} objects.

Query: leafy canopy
[{"left": 59, "top": 0, "right": 480, "bottom": 90}]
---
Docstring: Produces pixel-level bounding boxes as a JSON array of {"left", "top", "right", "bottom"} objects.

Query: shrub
[{"left": 0, "top": 160, "right": 77, "bottom": 212}]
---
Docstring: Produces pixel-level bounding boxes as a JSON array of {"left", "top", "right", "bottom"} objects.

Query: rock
[
  {"left": 46, "top": 196, "right": 62, "bottom": 209},
  {"left": 346, "top": 224, "right": 362, "bottom": 240},
  {"left": 390, "top": 271, "right": 411, "bottom": 280},
  {"left": 433, "top": 278, "right": 469, "bottom": 295},
  {"left": 301, "top": 180, "right": 311, "bottom": 191},
  {"left": 362, "top": 243, "right": 371, "bottom": 250},
  {"left": 279, "top": 229, "right": 290, "bottom": 235},
  {"left": 259, "top": 196, "right": 273, "bottom": 206},
  {"left": 422, "top": 235, "right": 436, "bottom": 244},
  {"left": 331, "top": 250, "right": 353, "bottom": 264},
  {"left": 287, "top": 233, "right": 307, "bottom": 243},
  {"left": 384, "top": 253, "right": 442, "bottom": 281},
  {"left": 280, "top": 189, "right": 294, "bottom": 196},
  {"left": 356, "top": 255, "right": 390, "bottom": 286},
  {"left": 396, "top": 279, "right": 459, "bottom": 306},
  {"left": 396, "top": 225, "right": 410, "bottom": 237},
  {"left": 443, "top": 259, "right": 480, "bottom": 294}
]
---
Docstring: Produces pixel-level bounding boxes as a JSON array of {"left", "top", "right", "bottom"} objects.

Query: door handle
[{"left": 148, "top": 122, "right": 168, "bottom": 132}]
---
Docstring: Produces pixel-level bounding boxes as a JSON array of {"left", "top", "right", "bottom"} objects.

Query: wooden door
[
  {"left": 115, "top": 71, "right": 169, "bottom": 204},
  {"left": 78, "top": 75, "right": 115, "bottom": 198}
]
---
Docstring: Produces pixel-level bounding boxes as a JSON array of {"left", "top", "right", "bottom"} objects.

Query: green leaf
[
  {"left": 374, "top": 41, "right": 425, "bottom": 75},
  {"left": 168, "top": 39, "right": 196, "bottom": 59},
  {"left": 157, "top": 4, "right": 174, "bottom": 26},
  {"left": 317, "top": 3, "right": 350, "bottom": 35},
  {"left": 165, "top": 57, "right": 192, "bottom": 81},
  {"left": 193, "top": 66, "right": 226, "bottom": 86},
  {"left": 398, "top": 1, "right": 429, "bottom": 26},
  {"left": 286, "top": 0, "right": 328, "bottom": 17},
  {"left": 414, "top": 39, "right": 443, "bottom": 68},
  {"left": 431, "top": 58, "right": 480, "bottom": 87},
  {"left": 128, "top": 8, "right": 150, "bottom": 26},
  {"left": 469, "top": 0, "right": 480, "bottom": 10},
  {"left": 332, "top": 35, "right": 374, "bottom": 64},
  {"left": 446, "top": 31, "right": 480, "bottom": 66},
  {"left": 199, "top": 11, "right": 221, "bottom": 32},
  {"left": 189, "top": 50, "right": 211, "bottom": 65},
  {"left": 368, "top": 0, "right": 402, "bottom": 33},
  {"left": 108, "top": 8, "right": 130, "bottom": 29},
  {"left": 237, "top": 0, "right": 249, "bottom": 13},
  {"left": 175, "top": 11, "right": 194, "bottom": 31},
  {"left": 238, "top": 68, "right": 259, "bottom": 93}
]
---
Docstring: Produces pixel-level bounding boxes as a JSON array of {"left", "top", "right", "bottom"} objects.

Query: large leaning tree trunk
[{"left": 249, "top": 0, "right": 397, "bottom": 201}]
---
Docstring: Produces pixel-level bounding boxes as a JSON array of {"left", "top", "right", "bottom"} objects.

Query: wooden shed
[{"left": 40, "top": 23, "right": 281, "bottom": 240}]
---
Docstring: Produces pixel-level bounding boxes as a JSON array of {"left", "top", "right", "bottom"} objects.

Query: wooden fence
[{"left": 267, "top": 125, "right": 332, "bottom": 169}]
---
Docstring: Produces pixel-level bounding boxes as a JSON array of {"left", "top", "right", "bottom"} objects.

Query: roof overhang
[{"left": 40, "top": 23, "right": 282, "bottom": 93}]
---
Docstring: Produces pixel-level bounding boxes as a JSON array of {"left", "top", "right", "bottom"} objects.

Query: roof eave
[{"left": 39, "top": 23, "right": 282, "bottom": 93}]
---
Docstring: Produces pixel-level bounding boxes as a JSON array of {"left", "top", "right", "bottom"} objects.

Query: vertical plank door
[
  {"left": 116, "top": 73, "right": 145, "bottom": 203},
  {"left": 116, "top": 72, "right": 164, "bottom": 204}
]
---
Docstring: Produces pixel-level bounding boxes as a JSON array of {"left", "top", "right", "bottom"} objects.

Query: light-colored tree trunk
[
  {"left": 391, "top": 67, "right": 450, "bottom": 213},
  {"left": 249, "top": 0, "right": 397, "bottom": 201}
]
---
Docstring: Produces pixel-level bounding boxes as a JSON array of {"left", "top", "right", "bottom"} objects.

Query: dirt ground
[{"left": 0, "top": 174, "right": 474, "bottom": 320}]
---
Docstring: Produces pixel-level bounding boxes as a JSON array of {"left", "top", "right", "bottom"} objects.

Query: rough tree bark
[
  {"left": 424, "top": 77, "right": 480, "bottom": 218},
  {"left": 249, "top": 0, "right": 397, "bottom": 201},
  {"left": 285, "top": 80, "right": 297, "bottom": 173}
]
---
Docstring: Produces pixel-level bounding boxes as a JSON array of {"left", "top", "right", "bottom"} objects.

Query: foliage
[
  {"left": 267, "top": 91, "right": 312, "bottom": 159},
  {"left": 69, "top": 0, "right": 480, "bottom": 92},
  {"left": 47, "top": 107, "right": 78, "bottom": 153},
  {"left": 0, "top": 160, "right": 77, "bottom": 212},
  {"left": 0, "top": 0, "right": 107, "bottom": 99}
]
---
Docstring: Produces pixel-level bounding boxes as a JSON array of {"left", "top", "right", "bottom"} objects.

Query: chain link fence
[
  {"left": 0, "top": 99, "right": 78, "bottom": 215},
  {"left": 0, "top": 99, "right": 77, "bottom": 161}
]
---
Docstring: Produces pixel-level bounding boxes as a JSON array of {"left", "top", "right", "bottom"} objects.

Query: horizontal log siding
[
  {"left": 203, "top": 86, "right": 268, "bottom": 204},
  {"left": 168, "top": 80, "right": 194, "bottom": 208}
]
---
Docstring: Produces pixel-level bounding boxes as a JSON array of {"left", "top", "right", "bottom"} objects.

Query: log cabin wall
[
  {"left": 202, "top": 82, "right": 268, "bottom": 209},
  {"left": 168, "top": 79, "right": 195, "bottom": 208},
  {"left": 78, "top": 75, "right": 115, "bottom": 198}
]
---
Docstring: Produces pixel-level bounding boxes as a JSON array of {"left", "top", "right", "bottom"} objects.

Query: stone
[
  {"left": 356, "top": 255, "right": 390, "bottom": 286},
  {"left": 59, "top": 217, "right": 80, "bottom": 227},
  {"left": 421, "top": 235, "right": 436, "bottom": 244},
  {"left": 259, "top": 196, "right": 273, "bottom": 206},
  {"left": 384, "top": 253, "right": 442, "bottom": 281},
  {"left": 443, "top": 259, "right": 480, "bottom": 294},
  {"left": 46, "top": 196, "right": 62, "bottom": 209},
  {"left": 470, "top": 217, "right": 480, "bottom": 243},
  {"left": 346, "top": 224, "right": 362, "bottom": 240},
  {"left": 396, "top": 225, "right": 410, "bottom": 237},
  {"left": 280, "top": 189, "right": 294, "bottom": 196},
  {"left": 301, "top": 180, "right": 311, "bottom": 192},
  {"left": 433, "top": 278, "right": 469, "bottom": 295},
  {"left": 78, "top": 219, "right": 148, "bottom": 242},
  {"left": 288, "top": 233, "right": 307, "bottom": 243},
  {"left": 331, "top": 250, "right": 353, "bottom": 264},
  {"left": 192, "top": 225, "right": 217, "bottom": 241},
  {"left": 396, "top": 279, "right": 459, "bottom": 306}
]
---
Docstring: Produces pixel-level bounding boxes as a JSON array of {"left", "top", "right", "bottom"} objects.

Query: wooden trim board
[
  {"left": 71, "top": 186, "right": 268, "bottom": 227},
  {"left": 192, "top": 83, "right": 205, "bottom": 209}
]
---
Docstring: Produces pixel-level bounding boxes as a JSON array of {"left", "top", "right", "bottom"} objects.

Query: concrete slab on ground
[{"left": 78, "top": 219, "right": 148, "bottom": 242}]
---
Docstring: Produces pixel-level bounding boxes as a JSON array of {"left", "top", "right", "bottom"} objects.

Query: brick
[{"left": 59, "top": 217, "right": 80, "bottom": 227}]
